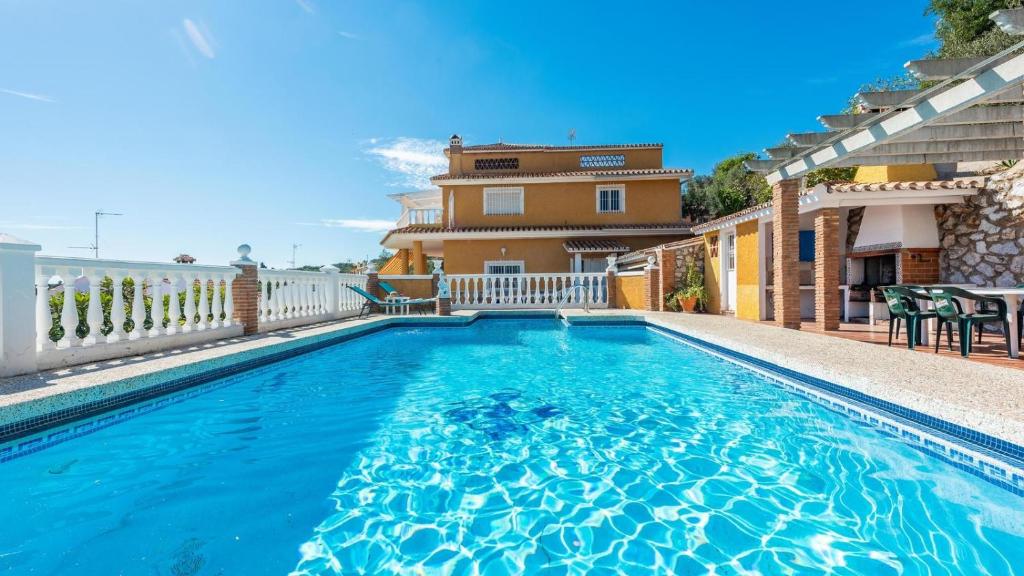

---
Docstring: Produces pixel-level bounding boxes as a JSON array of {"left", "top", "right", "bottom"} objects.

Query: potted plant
[{"left": 673, "top": 263, "right": 707, "bottom": 312}]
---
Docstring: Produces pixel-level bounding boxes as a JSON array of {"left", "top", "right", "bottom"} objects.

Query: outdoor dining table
[
  {"left": 909, "top": 285, "right": 1024, "bottom": 358},
  {"left": 968, "top": 287, "right": 1024, "bottom": 359}
]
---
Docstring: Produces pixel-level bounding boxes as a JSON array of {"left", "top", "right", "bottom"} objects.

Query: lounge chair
[
  {"left": 926, "top": 286, "right": 1012, "bottom": 358},
  {"left": 347, "top": 285, "right": 434, "bottom": 318},
  {"left": 881, "top": 286, "right": 935, "bottom": 350}
]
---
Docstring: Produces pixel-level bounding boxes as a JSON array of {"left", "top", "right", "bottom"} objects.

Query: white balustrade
[
  {"left": 33, "top": 257, "right": 240, "bottom": 359},
  {"left": 255, "top": 269, "right": 368, "bottom": 331},
  {"left": 447, "top": 273, "right": 608, "bottom": 310}
]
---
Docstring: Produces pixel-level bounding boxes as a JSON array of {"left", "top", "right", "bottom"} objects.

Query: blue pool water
[{"left": 1, "top": 319, "right": 1022, "bottom": 575}]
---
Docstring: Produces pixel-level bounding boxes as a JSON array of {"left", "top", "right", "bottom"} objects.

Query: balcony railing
[
  {"left": 396, "top": 208, "right": 443, "bottom": 228},
  {"left": 447, "top": 273, "right": 608, "bottom": 309}
]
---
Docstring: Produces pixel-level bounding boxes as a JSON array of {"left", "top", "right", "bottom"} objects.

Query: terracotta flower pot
[{"left": 677, "top": 295, "right": 698, "bottom": 312}]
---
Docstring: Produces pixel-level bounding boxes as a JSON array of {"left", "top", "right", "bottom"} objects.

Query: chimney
[{"left": 448, "top": 133, "right": 463, "bottom": 175}]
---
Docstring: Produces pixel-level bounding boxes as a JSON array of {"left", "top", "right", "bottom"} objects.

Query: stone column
[
  {"left": 643, "top": 255, "right": 659, "bottom": 311},
  {"left": 230, "top": 244, "right": 260, "bottom": 335},
  {"left": 814, "top": 208, "right": 840, "bottom": 331},
  {"left": 0, "top": 233, "right": 42, "bottom": 377},
  {"left": 657, "top": 247, "right": 677, "bottom": 312},
  {"left": 772, "top": 179, "right": 801, "bottom": 329},
  {"left": 605, "top": 255, "right": 618, "bottom": 309}
]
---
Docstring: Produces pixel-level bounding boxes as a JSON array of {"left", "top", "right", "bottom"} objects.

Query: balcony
[{"left": 397, "top": 208, "right": 443, "bottom": 228}]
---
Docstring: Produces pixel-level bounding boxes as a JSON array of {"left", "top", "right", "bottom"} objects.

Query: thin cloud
[
  {"left": 294, "top": 0, "right": 315, "bottom": 14},
  {"left": 183, "top": 19, "right": 216, "bottom": 59},
  {"left": 365, "top": 137, "right": 447, "bottom": 188},
  {"left": 899, "top": 33, "right": 935, "bottom": 47},
  {"left": 0, "top": 89, "right": 55, "bottom": 103},
  {"left": 0, "top": 221, "right": 84, "bottom": 231},
  {"left": 338, "top": 31, "right": 359, "bottom": 40},
  {"left": 301, "top": 219, "right": 394, "bottom": 232}
]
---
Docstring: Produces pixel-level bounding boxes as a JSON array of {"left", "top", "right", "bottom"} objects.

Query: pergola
[
  {"left": 746, "top": 9, "right": 1024, "bottom": 180},
  {"left": 736, "top": 8, "right": 1024, "bottom": 332}
]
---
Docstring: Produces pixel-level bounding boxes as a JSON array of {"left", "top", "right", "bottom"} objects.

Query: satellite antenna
[
  {"left": 568, "top": 128, "right": 576, "bottom": 145},
  {"left": 69, "top": 209, "right": 123, "bottom": 258}
]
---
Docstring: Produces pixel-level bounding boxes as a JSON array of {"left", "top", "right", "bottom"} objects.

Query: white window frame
[
  {"left": 727, "top": 233, "right": 736, "bottom": 271},
  {"left": 483, "top": 187, "right": 525, "bottom": 216},
  {"left": 484, "top": 260, "right": 525, "bottom": 275},
  {"left": 595, "top": 184, "right": 626, "bottom": 214}
]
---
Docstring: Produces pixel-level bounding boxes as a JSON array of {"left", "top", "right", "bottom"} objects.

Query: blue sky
[{"left": 0, "top": 1, "right": 937, "bottom": 268}]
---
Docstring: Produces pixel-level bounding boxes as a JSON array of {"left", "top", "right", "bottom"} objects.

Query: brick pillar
[
  {"left": 606, "top": 255, "right": 618, "bottom": 309},
  {"left": 643, "top": 256, "right": 659, "bottom": 311},
  {"left": 814, "top": 208, "right": 840, "bottom": 331},
  {"left": 772, "top": 178, "right": 801, "bottom": 329},
  {"left": 366, "top": 270, "right": 380, "bottom": 303},
  {"left": 231, "top": 261, "right": 259, "bottom": 335},
  {"left": 657, "top": 248, "right": 677, "bottom": 312},
  {"left": 436, "top": 270, "right": 451, "bottom": 316}
]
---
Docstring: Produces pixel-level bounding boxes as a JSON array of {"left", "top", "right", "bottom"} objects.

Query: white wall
[{"left": 854, "top": 205, "right": 939, "bottom": 249}]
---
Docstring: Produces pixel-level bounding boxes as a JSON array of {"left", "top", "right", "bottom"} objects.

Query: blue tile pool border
[{"left": 2, "top": 312, "right": 1023, "bottom": 492}]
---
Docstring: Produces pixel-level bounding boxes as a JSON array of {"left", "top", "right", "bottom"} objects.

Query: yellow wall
[
  {"left": 450, "top": 147, "right": 663, "bottom": 175},
  {"left": 375, "top": 277, "right": 434, "bottom": 299},
  {"left": 735, "top": 220, "right": 761, "bottom": 320},
  {"left": 615, "top": 275, "right": 645, "bottom": 309},
  {"left": 442, "top": 235, "right": 685, "bottom": 274},
  {"left": 854, "top": 164, "right": 936, "bottom": 182},
  {"left": 703, "top": 231, "right": 721, "bottom": 314},
  {"left": 441, "top": 179, "right": 681, "bottom": 228}
]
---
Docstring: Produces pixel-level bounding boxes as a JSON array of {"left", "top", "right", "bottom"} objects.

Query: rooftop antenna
[
  {"left": 69, "top": 209, "right": 123, "bottom": 258},
  {"left": 289, "top": 243, "right": 302, "bottom": 269},
  {"left": 568, "top": 128, "right": 576, "bottom": 146}
]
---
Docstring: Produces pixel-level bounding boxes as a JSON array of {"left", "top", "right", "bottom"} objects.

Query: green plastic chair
[
  {"left": 881, "top": 286, "right": 936, "bottom": 350},
  {"left": 926, "top": 286, "right": 1012, "bottom": 358}
]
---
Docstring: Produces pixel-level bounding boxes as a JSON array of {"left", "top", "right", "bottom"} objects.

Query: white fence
[
  {"left": 256, "top": 269, "right": 367, "bottom": 331},
  {"left": 447, "top": 273, "right": 608, "bottom": 309},
  {"left": 32, "top": 256, "right": 243, "bottom": 370}
]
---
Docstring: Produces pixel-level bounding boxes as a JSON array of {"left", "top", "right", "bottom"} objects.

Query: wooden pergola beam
[
  {"left": 906, "top": 57, "right": 987, "bottom": 81},
  {"left": 831, "top": 149, "right": 1024, "bottom": 167}
]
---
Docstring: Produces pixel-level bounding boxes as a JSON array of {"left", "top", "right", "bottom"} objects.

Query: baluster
[
  {"left": 181, "top": 274, "right": 196, "bottom": 332},
  {"left": 82, "top": 271, "right": 104, "bottom": 346},
  {"left": 148, "top": 275, "right": 164, "bottom": 337},
  {"left": 273, "top": 280, "right": 284, "bottom": 320},
  {"left": 108, "top": 272, "right": 127, "bottom": 342},
  {"left": 223, "top": 275, "right": 235, "bottom": 327},
  {"left": 130, "top": 274, "right": 145, "bottom": 339},
  {"left": 58, "top": 269, "right": 81, "bottom": 348},
  {"left": 318, "top": 279, "right": 327, "bottom": 315},
  {"left": 197, "top": 274, "right": 209, "bottom": 330},
  {"left": 259, "top": 278, "right": 269, "bottom": 322},
  {"left": 35, "top": 271, "right": 54, "bottom": 351},
  {"left": 211, "top": 275, "right": 223, "bottom": 329},
  {"left": 300, "top": 279, "right": 310, "bottom": 316},
  {"left": 166, "top": 276, "right": 182, "bottom": 335}
]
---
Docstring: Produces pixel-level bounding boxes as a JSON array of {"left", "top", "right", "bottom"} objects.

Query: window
[
  {"left": 727, "top": 234, "right": 736, "bottom": 271},
  {"left": 474, "top": 157, "right": 519, "bottom": 170},
  {"left": 596, "top": 185, "right": 625, "bottom": 213},
  {"left": 483, "top": 187, "right": 524, "bottom": 215},
  {"left": 485, "top": 261, "right": 524, "bottom": 275},
  {"left": 580, "top": 154, "right": 625, "bottom": 168}
]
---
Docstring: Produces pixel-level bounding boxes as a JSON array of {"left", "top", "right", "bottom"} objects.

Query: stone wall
[
  {"left": 672, "top": 238, "right": 705, "bottom": 286},
  {"left": 935, "top": 178, "right": 1024, "bottom": 286}
]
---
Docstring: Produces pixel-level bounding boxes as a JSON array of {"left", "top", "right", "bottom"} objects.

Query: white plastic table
[
  {"left": 968, "top": 287, "right": 1024, "bottom": 359},
  {"left": 384, "top": 295, "right": 410, "bottom": 315}
]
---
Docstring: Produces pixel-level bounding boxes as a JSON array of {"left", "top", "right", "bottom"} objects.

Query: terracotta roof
[
  {"left": 431, "top": 168, "right": 692, "bottom": 182},
  {"left": 455, "top": 142, "right": 662, "bottom": 153},
  {"left": 691, "top": 178, "right": 983, "bottom": 234},
  {"left": 389, "top": 223, "right": 690, "bottom": 235},
  {"left": 825, "top": 178, "right": 984, "bottom": 193},
  {"left": 562, "top": 239, "right": 631, "bottom": 253}
]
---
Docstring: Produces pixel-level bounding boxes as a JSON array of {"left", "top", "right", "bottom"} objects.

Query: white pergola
[{"left": 746, "top": 8, "right": 1024, "bottom": 183}]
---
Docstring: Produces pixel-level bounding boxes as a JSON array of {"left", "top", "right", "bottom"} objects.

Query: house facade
[{"left": 381, "top": 135, "right": 693, "bottom": 275}]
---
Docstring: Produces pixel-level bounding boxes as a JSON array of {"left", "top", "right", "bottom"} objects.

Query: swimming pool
[{"left": 1, "top": 318, "right": 1022, "bottom": 575}]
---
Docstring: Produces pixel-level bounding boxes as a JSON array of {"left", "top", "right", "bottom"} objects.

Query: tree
[
  {"left": 371, "top": 249, "right": 393, "bottom": 270},
  {"left": 804, "top": 167, "right": 857, "bottom": 187},
  {"left": 928, "top": 0, "right": 1023, "bottom": 58},
  {"left": 682, "top": 153, "right": 771, "bottom": 222}
]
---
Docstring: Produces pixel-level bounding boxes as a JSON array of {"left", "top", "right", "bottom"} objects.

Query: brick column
[
  {"left": 436, "top": 270, "right": 451, "bottom": 316},
  {"left": 365, "top": 269, "right": 380, "bottom": 305},
  {"left": 657, "top": 248, "right": 677, "bottom": 312},
  {"left": 606, "top": 255, "right": 618, "bottom": 309},
  {"left": 772, "top": 178, "right": 801, "bottom": 329},
  {"left": 814, "top": 208, "right": 840, "bottom": 331},
  {"left": 231, "top": 260, "right": 260, "bottom": 336},
  {"left": 643, "top": 256, "right": 659, "bottom": 311}
]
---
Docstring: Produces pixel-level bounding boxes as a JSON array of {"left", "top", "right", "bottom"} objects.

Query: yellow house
[{"left": 381, "top": 135, "right": 693, "bottom": 275}]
